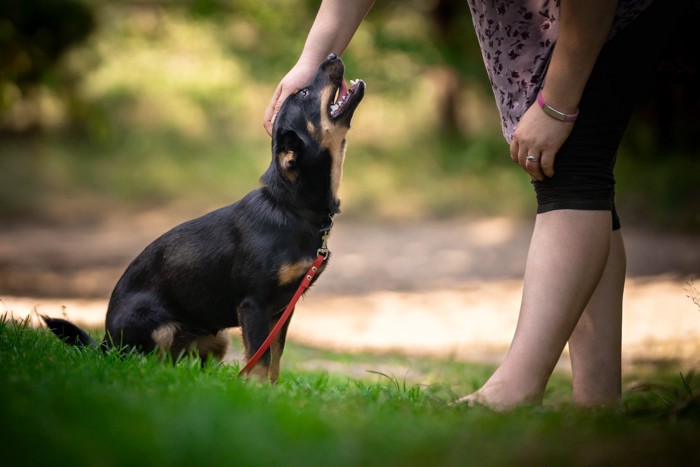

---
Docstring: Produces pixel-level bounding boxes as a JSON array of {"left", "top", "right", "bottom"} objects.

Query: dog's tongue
[
  {"left": 338, "top": 79, "right": 349, "bottom": 102},
  {"left": 330, "top": 79, "right": 351, "bottom": 118}
]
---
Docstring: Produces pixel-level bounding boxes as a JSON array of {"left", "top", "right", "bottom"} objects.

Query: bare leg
[
  {"left": 458, "top": 209, "right": 612, "bottom": 410},
  {"left": 568, "top": 229, "right": 625, "bottom": 407}
]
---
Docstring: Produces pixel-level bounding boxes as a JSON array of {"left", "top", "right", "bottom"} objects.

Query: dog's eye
[{"left": 300, "top": 89, "right": 309, "bottom": 97}]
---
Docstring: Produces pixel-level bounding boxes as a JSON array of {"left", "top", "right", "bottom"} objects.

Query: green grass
[{"left": 1, "top": 318, "right": 699, "bottom": 467}]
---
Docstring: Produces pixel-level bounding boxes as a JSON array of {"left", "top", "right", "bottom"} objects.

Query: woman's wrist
[{"left": 536, "top": 90, "right": 579, "bottom": 122}]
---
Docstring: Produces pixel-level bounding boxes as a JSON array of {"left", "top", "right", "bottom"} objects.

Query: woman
[{"left": 263, "top": 0, "right": 688, "bottom": 410}]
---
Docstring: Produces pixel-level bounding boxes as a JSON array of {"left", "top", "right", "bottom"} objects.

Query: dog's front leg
[
  {"left": 237, "top": 297, "right": 271, "bottom": 382},
  {"left": 269, "top": 315, "right": 293, "bottom": 383}
]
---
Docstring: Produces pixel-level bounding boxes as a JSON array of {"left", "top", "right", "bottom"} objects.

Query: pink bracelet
[{"left": 536, "top": 90, "right": 579, "bottom": 122}]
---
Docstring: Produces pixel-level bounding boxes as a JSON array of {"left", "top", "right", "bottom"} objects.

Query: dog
[{"left": 42, "top": 53, "right": 365, "bottom": 382}]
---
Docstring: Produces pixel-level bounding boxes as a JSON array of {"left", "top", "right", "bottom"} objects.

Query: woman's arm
[
  {"left": 263, "top": 0, "right": 375, "bottom": 135},
  {"left": 511, "top": 0, "right": 619, "bottom": 181}
]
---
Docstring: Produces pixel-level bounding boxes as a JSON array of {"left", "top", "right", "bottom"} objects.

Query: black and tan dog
[{"left": 42, "top": 53, "right": 365, "bottom": 381}]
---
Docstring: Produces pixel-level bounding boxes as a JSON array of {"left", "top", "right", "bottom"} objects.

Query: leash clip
[
  {"left": 317, "top": 231, "right": 330, "bottom": 258},
  {"left": 317, "top": 216, "right": 333, "bottom": 258}
]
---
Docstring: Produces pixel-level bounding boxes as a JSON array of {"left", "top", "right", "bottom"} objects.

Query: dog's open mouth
[{"left": 329, "top": 77, "right": 365, "bottom": 120}]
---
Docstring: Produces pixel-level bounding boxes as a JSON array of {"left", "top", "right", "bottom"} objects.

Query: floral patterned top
[{"left": 466, "top": 0, "right": 656, "bottom": 141}]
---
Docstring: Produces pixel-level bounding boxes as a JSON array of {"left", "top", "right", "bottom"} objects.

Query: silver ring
[{"left": 526, "top": 155, "right": 540, "bottom": 163}]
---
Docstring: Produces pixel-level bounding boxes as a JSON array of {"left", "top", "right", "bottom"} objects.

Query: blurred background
[
  {"left": 1, "top": 0, "right": 698, "bottom": 228},
  {"left": 1, "top": 0, "right": 699, "bottom": 369}
]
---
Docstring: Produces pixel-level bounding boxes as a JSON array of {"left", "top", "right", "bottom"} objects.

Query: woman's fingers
[
  {"left": 509, "top": 139, "right": 520, "bottom": 165},
  {"left": 263, "top": 85, "right": 284, "bottom": 136},
  {"left": 540, "top": 150, "right": 556, "bottom": 178},
  {"left": 510, "top": 138, "right": 546, "bottom": 181},
  {"left": 524, "top": 153, "right": 545, "bottom": 181}
]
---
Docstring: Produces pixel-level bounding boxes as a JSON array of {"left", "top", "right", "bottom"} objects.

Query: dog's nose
[{"left": 327, "top": 52, "right": 338, "bottom": 60}]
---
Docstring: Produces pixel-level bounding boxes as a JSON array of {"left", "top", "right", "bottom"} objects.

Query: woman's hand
[
  {"left": 510, "top": 0, "right": 619, "bottom": 181},
  {"left": 509, "top": 101, "right": 574, "bottom": 181},
  {"left": 263, "top": 61, "right": 318, "bottom": 135},
  {"left": 262, "top": 0, "right": 376, "bottom": 136}
]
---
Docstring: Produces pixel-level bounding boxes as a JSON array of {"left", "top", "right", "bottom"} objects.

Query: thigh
[{"left": 534, "top": 0, "right": 690, "bottom": 224}]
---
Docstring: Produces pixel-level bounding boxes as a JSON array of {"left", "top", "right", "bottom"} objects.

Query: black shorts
[{"left": 533, "top": 0, "right": 688, "bottom": 230}]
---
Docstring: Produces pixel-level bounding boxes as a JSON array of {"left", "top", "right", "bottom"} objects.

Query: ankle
[{"left": 573, "top": 389, "right": 620, "bottom": 408}]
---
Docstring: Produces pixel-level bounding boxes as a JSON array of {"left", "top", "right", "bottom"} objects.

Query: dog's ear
[
  {"left": 279, "top": 150, "right": 297, "bottom": 172},
  {"left": 276, "top": 130, "right": 302, "bottom": 182},
  {"left": 276, "top": 129, "right": 303, "bottom": 153}
]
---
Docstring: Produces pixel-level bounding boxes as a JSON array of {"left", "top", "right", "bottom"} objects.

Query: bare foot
[
  {"left": 452, "top": 391, "right": 488, "bottom": 408},
  {"left": 453, "top": 382, "right": 543, "bottom": 412}
]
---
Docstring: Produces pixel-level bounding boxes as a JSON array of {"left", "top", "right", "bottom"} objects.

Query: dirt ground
[{"left": 2, "top": 210, "right": 699, "bottom": 372}]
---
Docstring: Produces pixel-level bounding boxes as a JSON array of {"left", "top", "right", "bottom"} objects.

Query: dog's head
[{"left": 265, "top": 54, "right": 365, "bottom": 214}]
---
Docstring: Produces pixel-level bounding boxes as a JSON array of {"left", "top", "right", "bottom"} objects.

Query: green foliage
[
  {"left": 0, "top": 0, "right": 94, "bottom": 87},
  {"left": 1, "top": 318, "right": 700, "bottom": 467},
  {"left": 0, "top": 1, "right": 697, "bottom": 227},
  {"left": 0, "top": 0, "right": 527, "bottom": 221},
  {"left": 0, "top": 0, "right": 95, "bottom": 131}
]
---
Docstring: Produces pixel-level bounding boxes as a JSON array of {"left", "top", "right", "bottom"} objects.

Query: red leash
[{"left": 238, "top": 250, "right": 328, "bottom": 377}]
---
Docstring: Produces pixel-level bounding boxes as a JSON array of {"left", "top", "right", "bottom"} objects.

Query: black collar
[
  {"left": 263, "top": 186, "right": 334, "bottom": 230},
  {"left": 287, "top": 203, "right": 334, "bottom": 230}
]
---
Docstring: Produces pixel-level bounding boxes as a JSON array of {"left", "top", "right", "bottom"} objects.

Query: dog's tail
[{"left": 41, "top": 315, "right": 100, "bottom": 349}]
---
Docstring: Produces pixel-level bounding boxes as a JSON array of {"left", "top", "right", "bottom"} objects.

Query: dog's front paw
[{"left": 245, "top": 363, "right": 270, "bottom": 383}]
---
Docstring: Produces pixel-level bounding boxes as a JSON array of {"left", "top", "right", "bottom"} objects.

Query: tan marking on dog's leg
[
  {"left": 151, "top": 322, "right": 179, "bottom": 351},
  {"left": 278, "top": 259, "right": 313, "bottom": 286},
  {"left": 247, "top": 362, "right": 269, "bottom": 382},
  {"left": 269, "top": 338, "right": 283, "bottom": 383},
  {"left": 193, "top": 330, "right": 229, "bottom": 362}
]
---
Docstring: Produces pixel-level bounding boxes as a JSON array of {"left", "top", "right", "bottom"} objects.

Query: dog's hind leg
[
  {"left": 105, "top": 294, "right": 172, "bottom": 354},
  {"left": 151, "top": 322, "right": 182, "bottom": 357},
  {"left": 191, "top": 330, "right": 229, "bottom": 362},
  {"left": 151, "top": 323, "right": 228, "bottom": 363}
]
